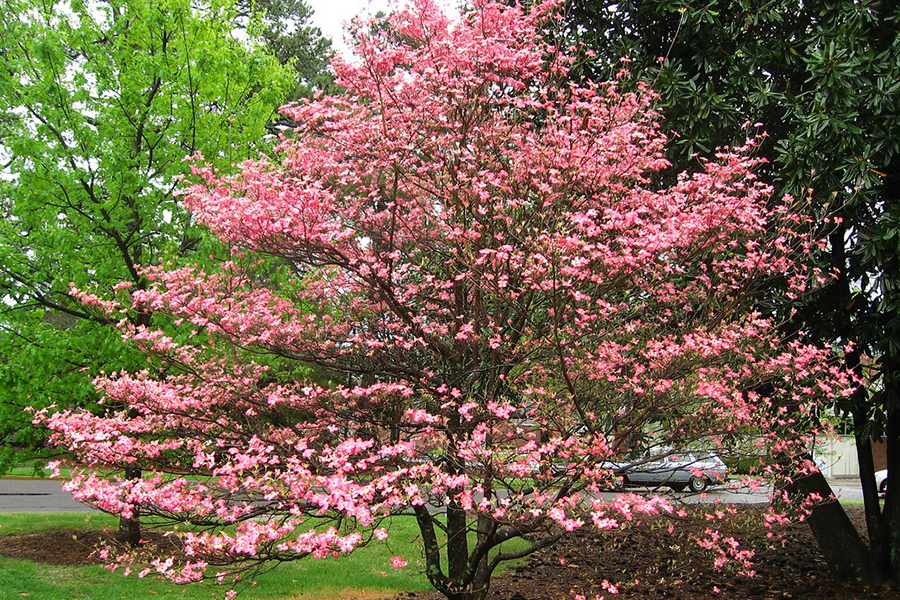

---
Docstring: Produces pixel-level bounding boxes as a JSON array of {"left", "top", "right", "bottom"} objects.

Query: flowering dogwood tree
[{"left": 40, "top": 1, "right": 853, "bottom": 598}]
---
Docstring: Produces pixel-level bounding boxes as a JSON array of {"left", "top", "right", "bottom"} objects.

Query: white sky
[{"left": 305, "top": 0, "right": 458, "bottom": 56}]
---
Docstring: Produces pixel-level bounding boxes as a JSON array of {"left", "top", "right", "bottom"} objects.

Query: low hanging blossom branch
[{"left": 38, "top": 1, "right": 852, "bottom": 599}]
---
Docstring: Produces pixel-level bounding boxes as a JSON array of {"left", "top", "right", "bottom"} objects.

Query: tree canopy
[
  {"left": 559, "top": 0, "right": 900, "bottom": 583},
  {"left": 0, "top": 0, "right": 298, "bottom": 472},
  {"left": 237, "top": 0, "right": 335, "bottom": 96},
  {"left": 41, "top": 1, "right": 852, "bottom": 598}
]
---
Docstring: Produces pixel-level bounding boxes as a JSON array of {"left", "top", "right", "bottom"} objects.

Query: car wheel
[
  {"left": 688, "top": 476, "right": 709, "bottom": 493},
  {"left": 880, "top": 479, "right": 888, "bottom": 496}
]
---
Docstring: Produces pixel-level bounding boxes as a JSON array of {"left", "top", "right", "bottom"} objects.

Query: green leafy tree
[
  {"left": 0, "top": 0, "right": 296, "bottom": 485},
  {"left": 559, "top": 0, "right": 900, "bottom": 584},
  {"left": 238, "top": 0, "right": 334, "bottom": 96}
]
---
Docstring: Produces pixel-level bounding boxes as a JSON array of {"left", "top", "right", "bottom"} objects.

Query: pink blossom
[{"left": 36, "top": 0, "right": 846, "bottom": 596}]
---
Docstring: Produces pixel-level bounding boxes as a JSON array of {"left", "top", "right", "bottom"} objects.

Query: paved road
[
  {"left": 824, "top": 481, "right": 866, "bottom": 502},
  {"left": 647, "top": 480, "right": 864, "bottom": 503},
  {"left": 0, "top": 477, "right": 868, "bottom": 512},
  {"left": 0, "top": 477, "right": 92, "bottom": 512}
]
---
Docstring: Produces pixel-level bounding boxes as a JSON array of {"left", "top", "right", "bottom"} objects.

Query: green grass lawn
[{"left": 0, "top": 512, "right": 526, "bottom": 600}]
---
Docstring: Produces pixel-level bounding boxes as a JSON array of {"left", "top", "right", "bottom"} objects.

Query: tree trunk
[
  {"left": 870, "top": 162, "right": 900, "bottom": 583},
  {"left": 786, "top": 468, "right": 885, "bottom": 585},
  {"left": 854, "top": 408, "right": 891, "bottom": 579},
  {"left": 417, "top": 500, "right": 492, "bottom": 600},
  {"left": 869, "top": 391, "right": 900, "bottom": 583},
  {"left": 446, "top": 500, "right": 469, "bottom": 582},
  {"left": 443, "top": 588, "right": 490, "bottom": 600},
  {"left": 118, "top": 466, "right": 142, "bottom": 547}
]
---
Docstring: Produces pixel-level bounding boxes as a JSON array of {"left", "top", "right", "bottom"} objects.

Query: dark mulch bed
[
  {"left": 0, "top": 526, "right": 180, "bottom": 566},
  {"left": 0, "top": 505, "right": 894, "bottom": 599},
  {"left": 469, "top": 504, "right": 892, "bottom": 600}
]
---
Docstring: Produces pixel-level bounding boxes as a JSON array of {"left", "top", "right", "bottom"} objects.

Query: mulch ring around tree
[{"left": 0, "top": 505, "right": 894, "bottom": 599}]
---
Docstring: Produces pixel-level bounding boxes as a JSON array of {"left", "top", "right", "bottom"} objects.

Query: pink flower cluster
[{"left": 39, "top": 0, "right": 852, "bottom": 595}]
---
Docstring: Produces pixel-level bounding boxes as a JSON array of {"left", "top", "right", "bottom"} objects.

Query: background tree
[
  {"left": 0, "top": 0, "right": 298, "bottom": 481},
  {"left": 558, "top": 0, "right": 900, "bottom": 583},
  {"left": 236, "top": 0, "right": 335, "bottom": 97},
  {"left": 42, "top": 1, "right": 853, "bottom": 598}
]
